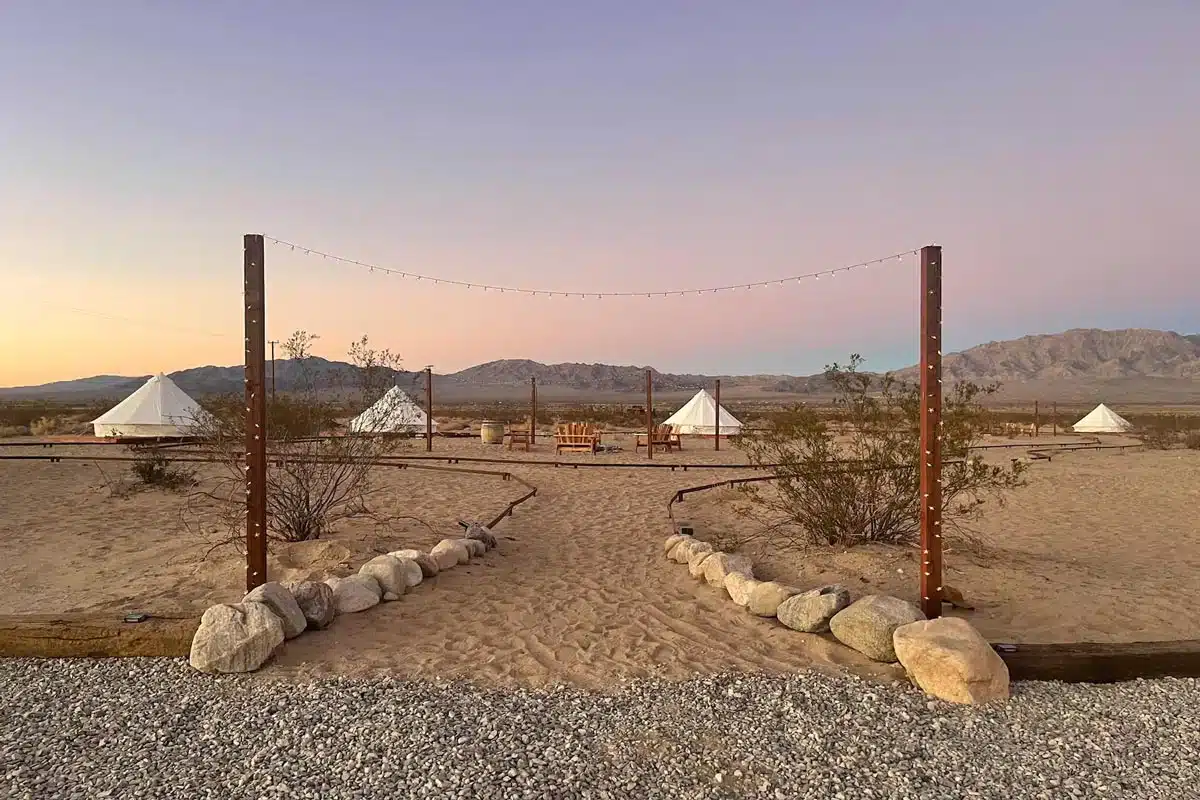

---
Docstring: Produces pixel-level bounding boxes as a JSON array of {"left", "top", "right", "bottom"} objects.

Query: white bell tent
[
  {"left": 1071, "top": 403, "right": 1133, "bottom": 434},
  {"left": 348, "top": 386, "right": 436, "bottom": 435},
  {"left": 92, "top": 373, "right": 214, "bottom": 438},
  {"left": 662, "top": 389, "right": 743, "bottom": 435}
]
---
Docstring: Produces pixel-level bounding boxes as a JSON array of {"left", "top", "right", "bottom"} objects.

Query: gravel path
[{"left": 1, "top": 660, "right": 1197, "bottom": 800}]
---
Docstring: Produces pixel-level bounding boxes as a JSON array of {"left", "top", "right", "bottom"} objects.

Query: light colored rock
[
  {"left": 688, "top": 548, "right": 718, "bottom": 578},
  {"left": 829, "top": 595, "right": 926, "bottom": 662},
  {"left": 465, "top": 522, "right": 498, "bottom": 550},
  {"left": 458, "top": 537, "right": 486, "bottom": 558},
  {"left": 359, "top": 555, "right": 409, "bottom": 598},
  {"left": 748, "top": 581, "right": 802, "bottom": 617},
  {"left": 431, "top": 539, "right": 470, "bottom": 570},
  {"left": 325, "top": 574, "right": 382, "bottom": 614},
  {"left": 893, "top": 617, "right": 1010, "bottom": 705},
  {"left": 667, "top": 537, "right": 695, "bottom": 563},
  {"left": 189, "top": 602, "right": 284, "bottom": 674},
  {"left": 675, "top": 539, "right": 713, "bottom": 567},
  {"left": 242, "top": 581, "right": 307, "bottom": 639},
  {"left": 664, "top": 533, "right": 688, "bottom": 557},
  {"left": 701, "top": 553, "right": 753, "bottom": 588},
  {"left": 390, "top": 556, "right": 424, "bottom": 589},
  {"left": 776, "top": 584, "right": 852, "bottom": 633},
  {"left": 383, "top": 591, "right": 400, "bottom": 602},
  {"left": 287, "top": 580, "right": 335, "bottom": 630},
  {"left": 725, "top": 573, "right": 761, "bottom": 607},
  {"left": 389, "top": 549, "right": 439, "bottom": 578}
]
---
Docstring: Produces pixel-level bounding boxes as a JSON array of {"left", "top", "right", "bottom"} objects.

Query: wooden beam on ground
[
  {"left": 0, "top": 613, "right": 200, "bottom": 658},
  {"left": 993, "top": 640, "right": 1200, "bottom": 683}
]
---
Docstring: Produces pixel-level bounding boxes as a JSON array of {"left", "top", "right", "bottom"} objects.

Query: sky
[{"left": 1, "top": 1, "right": 1198, "bottom": 386}]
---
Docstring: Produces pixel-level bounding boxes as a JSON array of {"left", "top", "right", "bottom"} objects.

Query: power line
[
  {"left": 30, "top": 301, "right": 233, "bottom": 339},
  {"left": 264, "top": 235, "right": 920, "bottom": 298}
]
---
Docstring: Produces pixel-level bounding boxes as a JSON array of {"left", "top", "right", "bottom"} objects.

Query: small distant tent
[
  {"left": 662, "top": 389, "right": 743, "bottom": 435},
  {"left": 348, "top": 386, "right": 436, "bottom": 435},
  {"left": 92, "top": 373, "right": 213, "bottom": 438},
  {"left": 1071, "top": 403, "right": 1133, "bottom": 434}
]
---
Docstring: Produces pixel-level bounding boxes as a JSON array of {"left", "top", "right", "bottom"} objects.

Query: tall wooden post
[
  {"left": 1033, "top": 400, "right": 1040, "bottom": 437},
  {"left": 244, "top": 234, "right": 268, "bottom": 592},
  {"left": 714, "top": 379, "right": 721, "bottom": 451},
  {"left": 530, "top": 376, "right": 538, "bottom": 445},
  {"left": 918, "top": 244, "right": 943, "bottom": 619},
  {"left": 1052, "top": 402, "right": 1058, "bottom": 436},
  {"left": 645, "top": 370, "right": 654, "bottom": 459},
  {"left": 269, "top": 340, "right": 278, "bottom": 405},
  {"left": 425, "top": 367, "right": 433, "bottom": 451}
]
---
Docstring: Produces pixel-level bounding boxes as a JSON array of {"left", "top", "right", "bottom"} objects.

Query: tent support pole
[
  {"left": 425, "top": 367, "right": 433, "bottom": 452},
  {"left": 645, "top": 370, "right": 653, "bottom": 459},
  {"left": 714, "top": 379, "right": 721, "bottom": 451}
]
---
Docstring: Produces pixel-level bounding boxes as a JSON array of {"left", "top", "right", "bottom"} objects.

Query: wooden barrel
[{"left": 480, "top": 421, "right": 505, "bottom": 444}]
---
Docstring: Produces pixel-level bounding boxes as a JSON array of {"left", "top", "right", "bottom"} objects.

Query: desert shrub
[
  {"left": 130, "top": 450, "right": 197, "bottom": 491},
  {"left": 187, "top": 331, "right": 417, "bottom": 544},
  {"left": 1139, "top": 428, "right": 1178, "bottom": 450},
  {"left": 738, "top": 354, "right": 1026, "bottom": 549},
  {"left": 0, "top": 424, "right": 28, "bottom": 437},
  {"left": 1183, "top": 431, "right": 1200, "bottom": 450}
]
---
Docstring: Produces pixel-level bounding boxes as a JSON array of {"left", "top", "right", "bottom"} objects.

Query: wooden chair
[
  {"left": 507, "top": 420, "right": 533, "bottom": 451},
  {"left": 554, "top": 422, "right": 599, "bottom": 454},
  {"left": 635, "top": 424, "right": 677, "bottom": 452}
]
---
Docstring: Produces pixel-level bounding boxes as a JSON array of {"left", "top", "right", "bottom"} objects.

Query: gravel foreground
[{"left": 1, "top": 660, "right": 1197, "bottom": 800}]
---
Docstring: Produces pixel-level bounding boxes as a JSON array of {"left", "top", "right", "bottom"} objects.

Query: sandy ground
[{"left": 1, "top": 431, "right": 1197, "bottom": 688}]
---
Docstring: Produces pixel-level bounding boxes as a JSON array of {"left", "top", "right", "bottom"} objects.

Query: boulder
[
  {"left": 431, "top": 539, "right": 470, "bottom": 570},
  {"left": 668, "top": 537, "right": 701, "bottom": 564},
  {"left": 189, "top": 602, "right": 284, "bottom": 674},
  {"left": 724, "top": 573, "right": 761, "bottom": 607},
  {"left": 288, "top": 580, "right": 336, "bottom": 630},
  {"left": 687, "top": 548, "right": 718, "bottom": 578},
  {"left": 701, "top": 553, "right": 753, "bottom": 588},
  {"left": 776, "top": 584, "right": 852, "bottom": 634},
  {"left": 359, "top": 556, "right": 409, "bottom": 598},
  {"left": 465, "top": 523, "right": 498, "bottom": 550},
  {"left": 829, "top": 595, "right": 926, "bottom": 662},
  {"left": 663, "top": 533, "right": 688, "bottom": 558},
  {"left": 242, "top": 581, "right": 307, "bottom": 639},
  {"left": 458, "top": 538, "right": 486, "bottom": 558},
  {"left": 893, "top": 617, "right": 1010, "bottom": 705},
  {"left": 748, "top": 581, "right": 802, "bottom": 617},
  {"left": 324, "top": 574, "right": 383, "bottom": 614},
  {"left": 390, "top": 556, "right": 424, "bottom": 589},
  {"left": 389, "top": 549, "right": 440, "bottom": 578}
]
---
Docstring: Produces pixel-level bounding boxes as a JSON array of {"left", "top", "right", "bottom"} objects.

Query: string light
[{"left": 264, "top": 235, "right": 919, "bottom": 298}]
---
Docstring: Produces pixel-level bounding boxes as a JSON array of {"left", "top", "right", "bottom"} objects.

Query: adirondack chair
[
  {"left": 554, "top": 422, "right": 599, "bottom": 454},
  {"left": 507, "top": 420, "right": 533, "bottom": 451},
  {"left": 635, "top": 424, "right": 677, "bottom": 452}
]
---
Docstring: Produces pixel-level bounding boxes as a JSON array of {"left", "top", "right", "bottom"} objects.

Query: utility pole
[{"left": 268, "top": 340, "right": 279, "bottom": 404}]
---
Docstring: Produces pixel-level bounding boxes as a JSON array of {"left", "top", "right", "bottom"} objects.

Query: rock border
[
  {"left": 188, "top": 522, "right": 500, "bottom": 674},
  {"left": 663, "top": 531, "right": 1010, "bottom": 706}
]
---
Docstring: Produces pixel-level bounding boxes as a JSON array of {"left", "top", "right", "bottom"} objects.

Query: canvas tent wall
[
  {"left": 348, "top": 386, "right": 436, "bottom": 434},
  {"left": 662, "top": 389, "right": 743, "bottom": 435},
  {"left": 92, "top": 373, "right": 214, "bottom": 438},
  {"left": 1071, "top": 403, "right": 1133, "bottom": 434}
]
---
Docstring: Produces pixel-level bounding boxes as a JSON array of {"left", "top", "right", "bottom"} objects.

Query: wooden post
[
  {"left": 1033, "top": 400, "right": 1040, "bottom": 437},
  {"left": 531, "top": 376, "right": 538, "bottom": 445},
  {"left": 645, "top": 370, "right": 654, "bottom": 459},
  {"left": 425, "top": 367, "right": 433, "bottom": 451},
  {"left": 1052, "top": 402, "right": 1057, "bottom": 436},
  {"left": 918, "top": 244, "right": 943, "bottom": 619},
  {"left": 714, "top": 379, "right": 721, "bottom": 451},
  {"left": 243, "top": 234, "right": 268, "bottom": 592},
  {"left": 269, "top": 340, "right": 278, "bottom": 405}
]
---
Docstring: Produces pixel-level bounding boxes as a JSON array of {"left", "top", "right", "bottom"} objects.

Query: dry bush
[
  {"left": 1139, "top": 428, "right": 1179, "bottom": 450},
  {"left": 1183, "top": 431, "right": 1200, "bottom": 450},
  {"left": 0, "top": 424, "right": 28, "bottom": 438},
  {"left": 130, "top": 450, "right": 198, "bottom": 491},
  {"left": 186, "top": 331, "right": 423, "bottom": 548},
  {"left": 737, "top": 354, "right": 1026, "bottom": 550}
]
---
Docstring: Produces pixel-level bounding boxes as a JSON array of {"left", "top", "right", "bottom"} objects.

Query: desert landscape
[{"left": 3, "top": 416, "right": 1198, "bottom": 689}]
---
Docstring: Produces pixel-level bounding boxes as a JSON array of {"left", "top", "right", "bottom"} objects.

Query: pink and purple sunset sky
[{"left": 1, "top": 2, "right": 1197, "bottom": 387}]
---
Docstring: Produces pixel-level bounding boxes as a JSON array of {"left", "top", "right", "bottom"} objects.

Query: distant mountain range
[{"left": 2, "top": 328, "right": 1198, "bottom": 405}]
